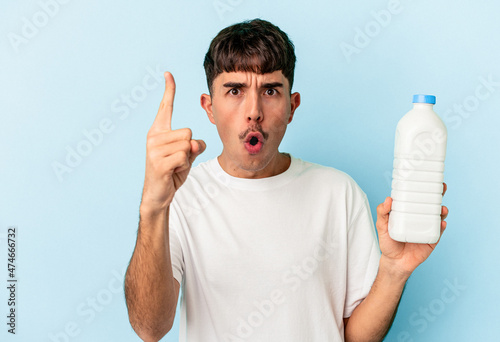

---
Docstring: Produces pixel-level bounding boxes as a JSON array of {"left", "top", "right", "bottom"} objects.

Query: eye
[
  {"left": 265, "top": 88, "right": 277, "bottom": 96},
  {"left": 229, "top": 88, "right": 240, "bottom": 96}
]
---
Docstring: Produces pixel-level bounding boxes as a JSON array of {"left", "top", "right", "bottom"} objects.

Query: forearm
[
  {"left": 344, "top": 256, "right": 409, "bottom": 342},
  {"left": 125, "top": 205, "right": 178, "bottom": 342}
]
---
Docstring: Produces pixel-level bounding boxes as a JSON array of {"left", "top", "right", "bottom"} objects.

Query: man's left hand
[{"left": 375, "top": 183, "right": 449, "bottom": 276}]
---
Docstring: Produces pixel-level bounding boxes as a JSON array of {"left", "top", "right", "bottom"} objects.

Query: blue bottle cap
[{"left": 413, "top": 94, "right": 436, "bottom": 104}]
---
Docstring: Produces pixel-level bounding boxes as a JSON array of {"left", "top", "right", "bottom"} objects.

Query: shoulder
[
  {"left": 169, "top": 158, "right": 220, "bottom": 219},
  {"left": 172, "top": 158, "right": 220, "bottom": 201},
  {"left": 293, "top": 157, "right": 362, "bottom": 189},
  {"left": 292, "top": 156, "right": 368, "bottom": 205},
  {"left": 186, "top": 158, "right": 214, "bottom": 180}
]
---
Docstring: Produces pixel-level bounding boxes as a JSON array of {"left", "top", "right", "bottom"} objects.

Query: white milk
[{"left": 388, "top": 95, "right": 448, "bottom": 243}]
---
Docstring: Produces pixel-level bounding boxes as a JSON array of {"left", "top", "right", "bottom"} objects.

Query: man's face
[{"left": 201, "top": 70, "right": 300, "bottom": 178}]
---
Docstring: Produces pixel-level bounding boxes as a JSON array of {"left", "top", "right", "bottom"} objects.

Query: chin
[
  {"left": 239, "top": 157, "right": 269, "bottom": 172},
  {"left": 239, "top": 151, "right": 277, "bottom": 172}
]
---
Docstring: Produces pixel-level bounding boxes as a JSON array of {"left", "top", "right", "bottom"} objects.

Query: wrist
[
  {"left": 378, "top": 256, "right": 412, "bottom": 284},
  {"left": 139, "top": 201, "right": 169, "bottom": 219},
  {"left": 140, "top": 190, "right": 174, "bottom": 216}
]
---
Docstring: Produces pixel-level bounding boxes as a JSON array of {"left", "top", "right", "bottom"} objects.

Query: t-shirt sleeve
[
  {"left": 343, "top": 191, "right": 381, "bottom": 318},
  {"left": 169, "top": 201, "right": 185, "bottom": 285}
]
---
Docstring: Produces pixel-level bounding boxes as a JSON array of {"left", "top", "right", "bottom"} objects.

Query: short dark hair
[{"left": 203, "top": 18, "right": 296, "bottom": 94}]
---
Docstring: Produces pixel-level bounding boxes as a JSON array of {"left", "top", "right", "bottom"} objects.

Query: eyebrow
[
  {"left": 222, "top": 82, "right": 284, "bottom": 89},
  {"left": 223, "top": 82, "right": 245, "bottom": 89},
  {"left": 262, "top": 82, "right": 283, "bottom": 89}
]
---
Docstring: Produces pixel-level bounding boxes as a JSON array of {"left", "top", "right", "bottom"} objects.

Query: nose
[{"left": 246, "top": 92, "right": 263, "bottom": 123}]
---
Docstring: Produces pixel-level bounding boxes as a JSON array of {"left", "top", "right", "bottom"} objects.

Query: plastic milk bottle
[{"left": 388, "top": 94, "right": 447, "bottom": 244}]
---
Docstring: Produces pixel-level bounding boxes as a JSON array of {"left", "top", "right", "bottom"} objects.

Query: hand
[
  {"left": 141, "top": 72, "right": 206, "bottom": 212},
  {"left": 375, "top": 183, "right": 449, "bottom": 277}
]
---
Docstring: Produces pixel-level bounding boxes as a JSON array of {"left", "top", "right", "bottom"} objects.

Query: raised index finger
[{"left": 152, "top": 71, "right": 176, "bottom": 131}]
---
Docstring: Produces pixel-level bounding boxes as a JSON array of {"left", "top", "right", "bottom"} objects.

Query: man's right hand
[{"left": 141, "top": 71, "right": 206, "bottom": 212}]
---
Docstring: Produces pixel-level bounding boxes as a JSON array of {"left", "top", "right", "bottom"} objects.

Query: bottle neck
[{"left": 413, "top": 103, "right": 434, "bottom": 109}]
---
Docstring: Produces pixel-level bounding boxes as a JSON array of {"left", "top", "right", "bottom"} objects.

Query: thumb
[
  {"left": 189, "top": 139, "right": 206, "bottom": 163},
  {"left": 376, "top": 197, "right": 392, "bottom": 233}
]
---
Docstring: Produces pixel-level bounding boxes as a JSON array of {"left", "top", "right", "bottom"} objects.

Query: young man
[{"left": 125, "top": 19, "right": 448, "bottom": 342}]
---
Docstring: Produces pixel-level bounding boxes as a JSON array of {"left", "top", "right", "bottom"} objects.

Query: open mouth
[
  {"left": 249, "top": 136, "right": 259, "bottom": 146},
  {"left": 243, "top": 132, "right": 264, "bottom": 154}
]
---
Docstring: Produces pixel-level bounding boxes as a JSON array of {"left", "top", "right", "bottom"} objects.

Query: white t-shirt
[{"left": 169, "top": 155, "right": 381, "bottom": 342}]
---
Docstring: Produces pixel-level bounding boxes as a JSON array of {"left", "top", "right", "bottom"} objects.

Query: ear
[
  {"left": 200, "top": 93, "right": 216, "bottom": 124},
  {"left": 288, "top": 92, "right": 301, "bottom": 124}
]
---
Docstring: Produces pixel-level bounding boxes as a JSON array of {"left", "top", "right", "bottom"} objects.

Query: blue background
[{"left": 1, "top": 0, "right": 499, "bottom": 341}]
